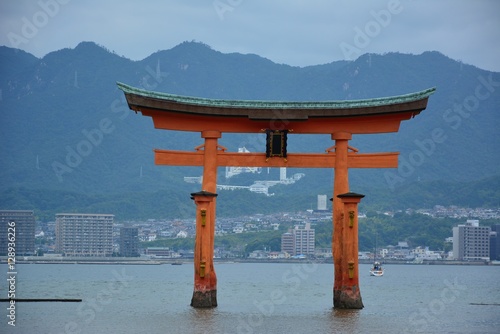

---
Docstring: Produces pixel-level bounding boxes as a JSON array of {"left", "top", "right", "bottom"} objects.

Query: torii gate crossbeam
[
  {"left": 154, "top": 149, "right": 399, "bottom": 168},
  {"left": 117, "top": 82, "right": 435, "bottom": 309}
]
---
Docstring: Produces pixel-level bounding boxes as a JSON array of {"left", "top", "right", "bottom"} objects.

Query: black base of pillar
[
  {"left": 333, "top": 288, "right": 364, "bottom": 309},
  {"left": 191, "top": 290, "right": 217, "bottom": 308}
]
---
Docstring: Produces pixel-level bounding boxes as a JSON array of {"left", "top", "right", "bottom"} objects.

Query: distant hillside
[
  {"left": 0, "top": 41, "right": 499, "bottom": 219},
  {"left": 0, "top": 175, "right": 498, "bottom": 221}
]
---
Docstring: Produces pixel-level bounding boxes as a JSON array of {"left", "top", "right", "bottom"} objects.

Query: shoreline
[{"left": 0, "top": 257, "right": 497, "bottom": 266}]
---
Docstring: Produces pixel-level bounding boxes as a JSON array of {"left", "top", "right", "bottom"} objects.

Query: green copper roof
[{"left": 116, "top": 82, "right": 436, "bottom": 110}]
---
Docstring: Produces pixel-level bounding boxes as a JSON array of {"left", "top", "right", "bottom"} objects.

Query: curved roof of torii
[{"left": 117, "top": 82, "right": 435, "bottom": 134}]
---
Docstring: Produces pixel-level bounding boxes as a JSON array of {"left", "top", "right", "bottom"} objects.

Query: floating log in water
[
  {"left": 0, "top": 298, "right": 82, "bottom": 302},
  {"left": 470, "top": 302, "right": 500, "bottom": 306}
]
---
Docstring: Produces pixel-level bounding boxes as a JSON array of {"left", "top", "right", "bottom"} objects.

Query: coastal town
[{"left": 3, "top": 205, "right": 498, "bottom": 264}]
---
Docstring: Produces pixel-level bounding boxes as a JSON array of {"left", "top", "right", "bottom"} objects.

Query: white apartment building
[
  {"left": 281, "top": 222, "right": 315, "bottom": 256},
  {"left": 56, "top": 213, "right": 114, "bottom": 257},
  {"left": 452, "top": 220, "right": 490, "bottom": 261},
  {"left": 317, "top": 195, "right": 327, "bottom": 211}
]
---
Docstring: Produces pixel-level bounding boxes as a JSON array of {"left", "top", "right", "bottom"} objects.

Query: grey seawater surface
[{"left": 2, "top": 263, "right": 499, "bottom": 333}]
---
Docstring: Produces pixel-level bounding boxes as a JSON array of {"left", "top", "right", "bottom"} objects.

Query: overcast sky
[{"left": 1, "top": 0, "right": 499, "bottom": 71}]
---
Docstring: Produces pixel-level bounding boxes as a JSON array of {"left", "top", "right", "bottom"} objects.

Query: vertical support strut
[
  {"left": 331, "top": 132, "right": 351, "bottom": 308},
  {"left": 337, "top": 192, "right": 365, "bottom": 309},
  {"left": 190, "top": 191, "right": 217, "bottom": 307},
  {"left": 190, "top": 130, "right": 221, "bottom": 308}
]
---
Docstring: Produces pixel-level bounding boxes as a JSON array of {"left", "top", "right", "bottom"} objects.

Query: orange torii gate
[{"left": 118, "top": 82, "right": 435, "bottom": 309}]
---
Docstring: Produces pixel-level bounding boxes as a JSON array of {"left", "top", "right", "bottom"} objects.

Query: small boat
[
  {"left": 171, "top": 262, "right": 182, "bottom": 265},
  {"left": 370, "top": 262, "right": 384, "bottom": 276}
]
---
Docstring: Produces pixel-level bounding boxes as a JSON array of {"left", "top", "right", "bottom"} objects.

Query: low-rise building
[{"left": 145, "top": 247, "right": 180, "bottom": 258}]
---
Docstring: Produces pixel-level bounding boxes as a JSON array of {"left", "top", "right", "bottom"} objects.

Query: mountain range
[{"left": 0, "top": 41, "right": 499, "bottom": 220}]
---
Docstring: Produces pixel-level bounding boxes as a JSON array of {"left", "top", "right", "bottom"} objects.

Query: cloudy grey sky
[{"left": 1, "top": 0, "right": 499, "bottom": 71}]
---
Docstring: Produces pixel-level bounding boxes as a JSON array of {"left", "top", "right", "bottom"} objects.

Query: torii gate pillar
[
  {"left": 190, "top": 130, "right": 221, "bottom": 308},
  {"left": 190, "top": 190, "right": 218, "bottom": 307},
  {"left": 331, "top": 132, "right": 351, "bottom": 308},
  {"left": 336, "top": 192, "right": 365, "bottom": 309}
]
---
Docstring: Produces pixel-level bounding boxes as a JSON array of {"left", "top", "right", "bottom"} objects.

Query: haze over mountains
[{"left": 0, "top": 41, "right": 499, "bottom": 219}]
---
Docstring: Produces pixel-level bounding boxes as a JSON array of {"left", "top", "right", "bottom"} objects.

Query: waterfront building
[
  {"left": 281, "top": 223, "right": 315, "bottom": 256},
  {"left": 294, "top": 223, "right": 315, "bottom": 255},
  {"left": 0, "top": 210, "right": 36, "bottom": 256},
  {"left": 281, "top": 232, "right": 295, "bottom": 255},
  {"left": 55, "top": 213, "right": 114, "bottom": 257},
  {"left": 452, "top": 220, "right": 490, "bottom": 261},
  {"left": 120, "top": 226, "right": 139, "bottom": 257},
  {"left": 145, "top": 247, "right": 179, "bottom": 258},
  {"left": 490, "top": 224, "right": 500, "bottom": 261}
]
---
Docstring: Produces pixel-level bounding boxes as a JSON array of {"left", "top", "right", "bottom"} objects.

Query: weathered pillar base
[
  {"left": 191, "top": 290, "right": 217, "bottom": 308},
  {"left": 334, "top": 286, "right": 364, "bottom": 309}
]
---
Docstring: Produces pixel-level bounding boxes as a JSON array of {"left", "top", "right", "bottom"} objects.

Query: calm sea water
[{"left": 1, "top": 262, "right": 499, "bottom": 333}]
